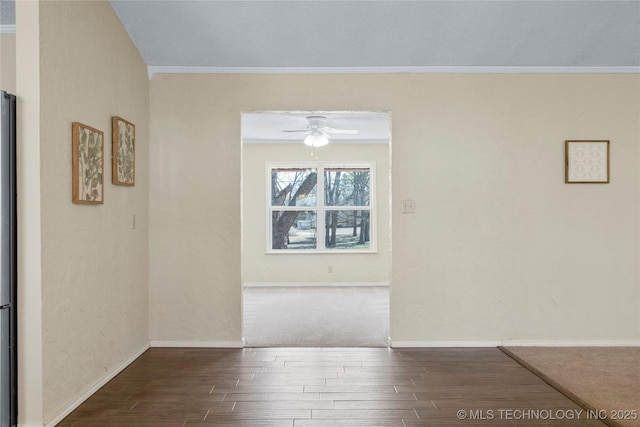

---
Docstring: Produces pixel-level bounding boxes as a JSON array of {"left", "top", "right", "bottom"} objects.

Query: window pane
[
  {"left": 324, "top": 168, "right": 370, "bottom": 207},
  {"left": 271, "top": 168, "right": 317, "bottom": 207},
  {"left": 324, "top": 210, "right": 371, "bottom": 250},
  {"left": 272, "top": 210, "right": 317, "bottom": 250}
]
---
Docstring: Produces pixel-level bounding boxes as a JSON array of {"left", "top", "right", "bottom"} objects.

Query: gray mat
[{"left": 243, "top": 286, "right": 389, "bottom": 347}]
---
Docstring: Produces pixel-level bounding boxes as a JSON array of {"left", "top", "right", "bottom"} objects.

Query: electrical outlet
[
  {"left": 131, "top": 214, "right": 136, "bottom": 230},
  {"left": 401, "top": 199, "right": 416, "bottom": 213},
  {"left": 328, "top": 265, "right": 333, "bottom": 274}
]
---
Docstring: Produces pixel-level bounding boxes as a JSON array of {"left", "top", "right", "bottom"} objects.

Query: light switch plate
[{"left": 401, "top": 199, "right": 415, "bottom": 213}]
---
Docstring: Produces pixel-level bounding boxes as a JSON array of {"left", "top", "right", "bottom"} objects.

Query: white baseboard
[
  {"left": 502, "top": 340, "right": 640, "bottom": 347},
  {"left": 390, "top": 339, "right": 640, "bottom": 348},
  {"left": 43, "top": 343, "right": 150, "bottom": 427},
  {"left": 391, "top": 340, "right": 502, "bottom": 348},
  {"left": 19, "top": 424, "right": 44, "bottom": 427},
  {"left": 150, "top": 340, "right": 244, "bottom": 348},
  {"left": 242, "top": 282, "right": 389, "bottom": 288}
]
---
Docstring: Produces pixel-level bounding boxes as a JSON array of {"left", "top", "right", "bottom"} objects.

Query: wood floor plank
[
  {"left": 187, "top": 420, "right": 294, "bottom": 427},
  {"left": 311, "top": 408, "right": 418, "bottom": 419},
  {"left": 239, "top": 378, "right": 328, "bottom": 386},
  {"left": 304, "top": 385, "right": 397, "bottom": 393},
  {"left": 206, "top": 407, "right": 312, "bottom": 419},
  {"left": 208, "top": 385, "right": 305, "bottom": 393},
  {"left": 232, "top": 400, "right": 335, "bottom": 411},
  {"left": 221, "top": 392, "right": 321, "bottom": 401},
  {"left": 327, "top": 376, "right": 417, "bottom": 385},
  {"left": 333, "top": 400, "right": 435, "bottom": 410},
  {"left": 318, "top": 392, "right": 417, "bottom": 401},
  {"left": 294, "top": 420, "right": 404, "bottom": 426}
]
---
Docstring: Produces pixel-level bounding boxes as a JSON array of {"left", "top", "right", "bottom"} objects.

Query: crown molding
[
  {"left": 0, "top": 25, "right": 16, "bottom": 34},
  {"left": 147, "top": 65, "right": 640, "bottom": 79}
]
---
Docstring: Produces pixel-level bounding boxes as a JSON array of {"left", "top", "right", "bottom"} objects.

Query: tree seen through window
[{"left": 270, "top": 164, "right": 373, "bottom": 251}]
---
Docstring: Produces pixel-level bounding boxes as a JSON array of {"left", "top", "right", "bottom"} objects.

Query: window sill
[{"left": 266, "top": 249, "right": 378, "bottom": 255}]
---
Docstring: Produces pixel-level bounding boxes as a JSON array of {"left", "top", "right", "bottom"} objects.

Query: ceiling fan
[{"left": 282, "top": 115, "right": 358, "bottom": 147}]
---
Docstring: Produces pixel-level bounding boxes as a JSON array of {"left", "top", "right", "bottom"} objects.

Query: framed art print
[
  {"left": 565, "top": 140, "right": 609, "bottom": 184},
  {"left": 112, "top": 116, "right": 135, "bottom": 186},
  {"left": 72, "top": 122, "right": 104, "bottom": 204}
]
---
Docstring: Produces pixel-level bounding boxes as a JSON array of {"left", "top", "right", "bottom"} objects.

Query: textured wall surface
[
  {"left": 387, "top": 75, "right": 639, "bottom": 343},
  {"left": 38, "top": 1, "right": 149, "bottom": 420},
  {"left": 0, "top": 33, "right": 15, "bottom": 93},
  {"left": 242, "top": 142, "right": 391, "bottom": 284},
  {"left": 150, "top": 73, "right": 639, "bottom": 345},
  {"left": 149, "top": 76, "right": 242, "bottom": 342},
  {"left": 15, "top": 1, "right": 43, "bottom": 424}
]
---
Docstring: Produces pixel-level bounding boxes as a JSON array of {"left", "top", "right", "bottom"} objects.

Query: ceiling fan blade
[
  {"left": 321, "top": 127, "right": 358, "bottom": 134},
  {"left": 281, "top": 132, "right": 307, "bottom": 139},
  {"left": 280, "top": 116, "right": 358, "bottom": 137}
]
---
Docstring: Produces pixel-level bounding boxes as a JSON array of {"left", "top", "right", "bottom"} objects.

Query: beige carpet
[{"left": 502, "top": 347, "right": 640, "bottom": 427}]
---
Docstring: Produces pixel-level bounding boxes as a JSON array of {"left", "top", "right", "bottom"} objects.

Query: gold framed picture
[
  {"left": 565, "top": 140, "right": 610, "bottom": 184},
  {"left": 112, "top": 116, "right": 135, "bottom": 186},
  {"left": 72, "top": 122, "right": 104, "bottom": 204}
]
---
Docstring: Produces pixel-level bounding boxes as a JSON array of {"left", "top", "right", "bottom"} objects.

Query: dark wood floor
[{"left": 57, "top": 347, "right": 606, "bottom": 427}]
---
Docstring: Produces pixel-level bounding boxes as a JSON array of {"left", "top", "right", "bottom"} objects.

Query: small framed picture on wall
[
  {"left": 565, "top": 140, "right": 610, "bottom": 184},
  {"left": 72, "top": 122, "right": 104, "bottom": 204},
  {"left": 112, "top": 116, "right": 135, "bottom": 186}
]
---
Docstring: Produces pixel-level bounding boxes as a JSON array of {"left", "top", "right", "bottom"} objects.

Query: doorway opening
[{"left": 241, "top": 111, "right": 392, "bottom": 347}]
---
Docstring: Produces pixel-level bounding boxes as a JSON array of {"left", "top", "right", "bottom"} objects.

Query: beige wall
[
  {"left": 0, "top": 33, "right": 16, "bottom": 93},
  {"left": 150, "top": 73, "right": 639, "bottom": 345},
  {"left": 18, "top": 1, "right": 151, "bottom": 422},
  {"left": 389, "top": 75, "right": 639, "bottom": 344},
  {"left": 149, "top": 76, "right": 242, "bottom": 343},
  {"left": 242, "top": 142, "right": 391, "bottom": 284},
  {"left": 16, "top": 1, "right": 43, "bottom": 424}
]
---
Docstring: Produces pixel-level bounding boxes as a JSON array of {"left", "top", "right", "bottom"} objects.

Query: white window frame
[{"left": 266, "top": 161, "right": 377, "bottom": 254}]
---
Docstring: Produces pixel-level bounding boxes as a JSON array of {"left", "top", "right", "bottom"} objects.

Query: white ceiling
[
  {"left": 108, "top": 0, "right": 640, "bottom": 71},
  {"left": 3, "top": 1, "right": 637, "bottom": 143},
  {"left": 2, "top": 1, "right": 639, "bottom": 69},
  {"left": 242, "top": 112, "right": 390, "bottom": 144}
]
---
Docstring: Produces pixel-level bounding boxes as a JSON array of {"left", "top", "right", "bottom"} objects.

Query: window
[{"left": 268, "top": 162, "right": 375, "bottom": 252}]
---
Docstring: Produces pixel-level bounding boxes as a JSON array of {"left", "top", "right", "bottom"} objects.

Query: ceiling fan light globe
[{"left": 304, "top": 133, "right": 329, "bottom": 147}]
